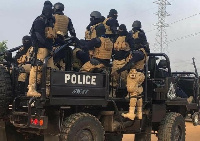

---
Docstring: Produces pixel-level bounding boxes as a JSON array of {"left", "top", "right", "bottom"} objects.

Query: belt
[{"left": 136, "top": 69, "right": 144, "bottom": 73}]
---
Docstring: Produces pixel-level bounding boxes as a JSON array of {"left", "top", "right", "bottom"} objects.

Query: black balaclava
[
  {"left": 22, "top": 35, "right": 32, "bottom": 49},
  {"left": 42, "top": 5, "right": 53, "bottom": 19},
  {"left": 118, "top": 24, "right": 128, "bottom": 36},
  {"left": 132, "top": 27, "right": 141, "bottom": 31},
  {"left": 44, "top": 1, "right": 52, "bottom": 7},
  {"left": 90, "top": 18, "right": 102, "bottom": 26},
  {"left": 108, "top": 9, "right": 118, "bottom": 19}
]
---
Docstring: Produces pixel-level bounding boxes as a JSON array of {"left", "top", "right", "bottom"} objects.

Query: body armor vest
[
  {"left": 26, "top": 47, "right": 34, "bottom": 63},
  {"left": 17, "top": 47, "right": 34, "bottom": 64},
  {"left": 85, "top": 23, "right": 101, "bottom": 40},
  {"left": 132, "top": 30, "right": 139, "bottom": 39},
  {"left": 94, "top": 37, "right": 113, "bottom": 59},
  {"left": 54, "top": 14, "right": 69, "bottom": 36},
  {"left": 72, "top": 48, "right": 83, "bottom": 69},
  {"left": 103, "top": 18, "right": 112, "bottom": 34},
  {"left": 133, "top": 48, "right": 147, "bottom": 70},
  {"left": 114, "top": 36, "right": 130, "bottom": 51}
]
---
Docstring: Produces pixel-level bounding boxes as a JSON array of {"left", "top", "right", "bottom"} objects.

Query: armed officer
[
  {"left": 80, "top": 24, "right": 113, "bottom": 72},
  {"left": 53, "top": 2, "right": 76, "bottom": 39},
  {"left": 112, "top": 44, "right": 148, "bottom": 120},
  {"left": 73, "top": 39, "right": 90, "bottom": 71},
  {"left": 103, "top": 9, "right": 119, "bottom": 40},
  {"left": 111, "top": 24, "right": 134, "bottom": 88},
  {"left": 85, "top": 11, "right": 103, "bottom": 41},
  {"left": 27, "top": 4, "right": 55, "bottom": 97},
  {"left": 15, "top": 36, "right": 33, "bottom": 94},
  {"left": 130, "top": 20, "right": 150, "bottom": 53}
]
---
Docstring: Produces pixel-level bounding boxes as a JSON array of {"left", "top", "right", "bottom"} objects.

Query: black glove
[{"left": 90, "top": 58, "right": 100, "bottom": 65}]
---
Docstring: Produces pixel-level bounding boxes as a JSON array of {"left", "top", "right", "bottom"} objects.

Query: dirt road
[
  {"left": 1, "top": 121, "right": 199, "bottom": 141},
  {"left": 123, "top": 122, "right": 200, "bottom": 141}
]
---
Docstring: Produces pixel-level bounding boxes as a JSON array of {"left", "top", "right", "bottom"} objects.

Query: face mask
[{"left": 23, "top": 42, "right": 31, "bottom": 48}]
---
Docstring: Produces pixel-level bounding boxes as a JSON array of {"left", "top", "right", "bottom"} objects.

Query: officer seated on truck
[
  {"left": 15, "top": 35, "right": 33, "bottom": 94},
  {"left": 72, "top": 39, "right": 90, "bottom": 71},
  {"left": 80, "top": 24, "right": 113, "bottom": 72}
]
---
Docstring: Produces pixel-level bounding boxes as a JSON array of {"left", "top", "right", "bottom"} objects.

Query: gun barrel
[{"left": 0, "top": 45, "right": 23, "bottom": 56}]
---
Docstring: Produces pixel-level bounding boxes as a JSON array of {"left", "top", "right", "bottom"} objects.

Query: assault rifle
[
  {"left": 0, "top": 45, "right": 22, "bottom": 56},
  {"left": 53, "top": 36, "right": 75, "bottom": 71},
  {"left": 0, "top": 45, "right": 23, "bottom": 63}
]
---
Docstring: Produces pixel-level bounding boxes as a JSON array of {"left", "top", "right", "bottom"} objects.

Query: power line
[
  {"left": 169, "top": 13, "right": 200, "bottom": 25},
  {"left": 146, "top": 12, "right": 200, "bottom": 33},
  {"left": 168, "top": 31, "right": 200, "bottom": 43}
]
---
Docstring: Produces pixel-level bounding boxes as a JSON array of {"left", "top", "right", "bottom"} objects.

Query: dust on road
[{"left": 123, "top": 122, "right": 200, "bottom": 141}]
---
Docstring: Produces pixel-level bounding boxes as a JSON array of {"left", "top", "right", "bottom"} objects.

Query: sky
[{"left": 0, "top": 0, "right": 200, "bottom": 73}]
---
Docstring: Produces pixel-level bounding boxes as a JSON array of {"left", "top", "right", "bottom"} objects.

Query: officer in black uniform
[
  {"left": 27, "top": 4, "right": 55, "bottom": 97},
  {"left": 103, "top": 9, "right": 119, "bottom": 39},
  {"left": 15, "top": 36, "right": 32, "bottom": 64},
  {"left": 72, "top": 39, "right": 90, "bottom": 71},
  {"left": 85, "top": 11, "right": 103, "bottom": 41},
  {"left": 15, "top": 36, "right": 33, "bottom": 94},
  {"left": 130, "top": 20, "right": 150, "bottom": 53}
]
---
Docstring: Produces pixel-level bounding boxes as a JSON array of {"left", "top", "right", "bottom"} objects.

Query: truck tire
[
  {"left": 0, "top": 65, "right": 12, "bottom": 118},
  {"left": 158, "top": 112, "right": 185, "bottom": 141},
  {"left": 60, "top": 113, "right": 104, "bottom": 141},
  {"left": 105, "top": 134, "right": 123, "bottom": 141}
]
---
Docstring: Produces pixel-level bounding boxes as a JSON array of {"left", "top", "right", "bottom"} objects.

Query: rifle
[
  {"left": 53, "top": 37, "right": 75, "bottom": 70},
  {"left": 0, "top": 45, "right": 23, "bottom": 56}
]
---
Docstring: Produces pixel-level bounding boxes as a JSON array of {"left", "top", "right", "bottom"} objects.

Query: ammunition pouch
[
  {"left": 36, "top": 59, "right": 43, "bottom": 66},
  {"left": 31, "top": 58, "right": 43, "bottom": 66},
  {"left": 18, "top": 66, "right": 26, "bottom": 73}
]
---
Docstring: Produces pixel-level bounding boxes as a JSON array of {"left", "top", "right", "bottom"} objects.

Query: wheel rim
[
  {"left": 76, "top": 129, "right": 93, "bottom": 141},
  {"left": 174, "top": 125, "right": 182, "bottom": 141}
]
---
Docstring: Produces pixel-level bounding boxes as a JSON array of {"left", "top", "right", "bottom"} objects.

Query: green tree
[{"left": 0, "top": 40, "right": 8, "bottom": 61}]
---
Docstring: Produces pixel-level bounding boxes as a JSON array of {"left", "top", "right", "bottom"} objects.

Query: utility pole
[{"left": 154, "top": 0, "right": 171, "bottom": 53}]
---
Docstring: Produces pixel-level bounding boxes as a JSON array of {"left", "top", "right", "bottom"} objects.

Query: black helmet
[
  {"left": 119, "top": 24, "right": 127, "bottom": 31},
  {"left": 90, "top": 11, "right": 102, "bottom": 19},
  {"left": 54, "top": 2, "right": 64, "bottom": 12},
  {"left": 96, "top": 24, "right": 106, "bottom": 37},
  {"left": 109, "top": 9, "right": 118, "bottom": 16},
  {"left": 132, "top": 20, "right": 141, "bottom": 28}
]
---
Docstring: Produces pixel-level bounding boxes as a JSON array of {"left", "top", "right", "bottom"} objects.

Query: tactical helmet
[
  {"left": 109, "top": 9, "right": 118, "bottom": 16},
  {"left": 132, "top": 20, "right": 141, "bottom": 28},
  {"left": 90, "top": 11, "right": 102, "bottom": 19},
  {"left": 54, "top": 2, "right": 64, "bottom": 11},
  {"left": 119, "top": 24, "right": 127, "bottom": 31}
]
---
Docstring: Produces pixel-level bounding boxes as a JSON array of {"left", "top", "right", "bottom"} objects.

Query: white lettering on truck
[{"left": 65, "top": 74, "right": 97, "bottom": 85}]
